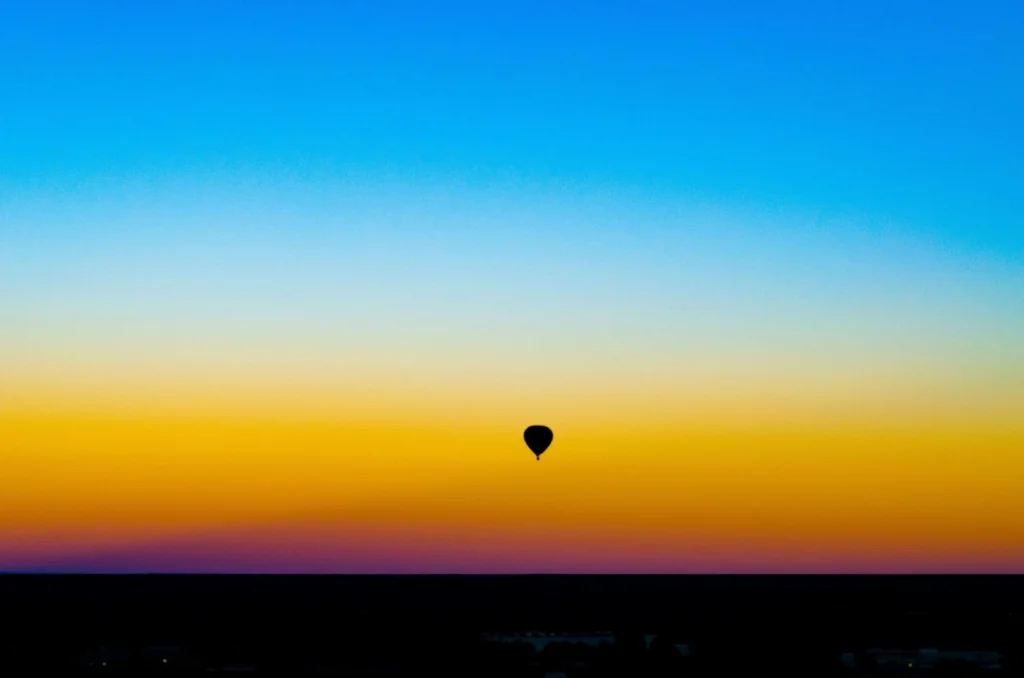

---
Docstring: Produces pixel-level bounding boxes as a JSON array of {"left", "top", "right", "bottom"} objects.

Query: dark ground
[{"left": 2, "top": 575, "right": 1022, "bottom": 676}]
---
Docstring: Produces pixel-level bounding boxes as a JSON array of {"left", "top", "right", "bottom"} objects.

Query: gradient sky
[{"left": 2, "top": 0, "right": 1023, "bottom": 573}]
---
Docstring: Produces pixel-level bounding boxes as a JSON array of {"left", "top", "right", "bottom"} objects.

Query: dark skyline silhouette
[{"left": 3, "top": 574, "right": 1022, "bottom": 676}]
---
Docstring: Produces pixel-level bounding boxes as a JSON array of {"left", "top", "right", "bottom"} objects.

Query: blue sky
[
  {"left": 1, "top": 0, "right": 1022, "bottom": 395},
  {"left": 3, "top": 0, "right": 1022, "bottom": 259}
]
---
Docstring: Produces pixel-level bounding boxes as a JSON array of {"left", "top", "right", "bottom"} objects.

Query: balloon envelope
[{"left": 524, "top": 425, "right": 553, "bottom": 459}]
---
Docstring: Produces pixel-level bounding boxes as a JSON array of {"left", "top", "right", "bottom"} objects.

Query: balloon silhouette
[{"left": 524, "top": 425, "right": 553, "bottom": 460}]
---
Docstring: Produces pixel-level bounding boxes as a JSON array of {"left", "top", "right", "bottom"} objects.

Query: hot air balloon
[{"left": 524, "top": 425, "right": 553, "bottom": 460}]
